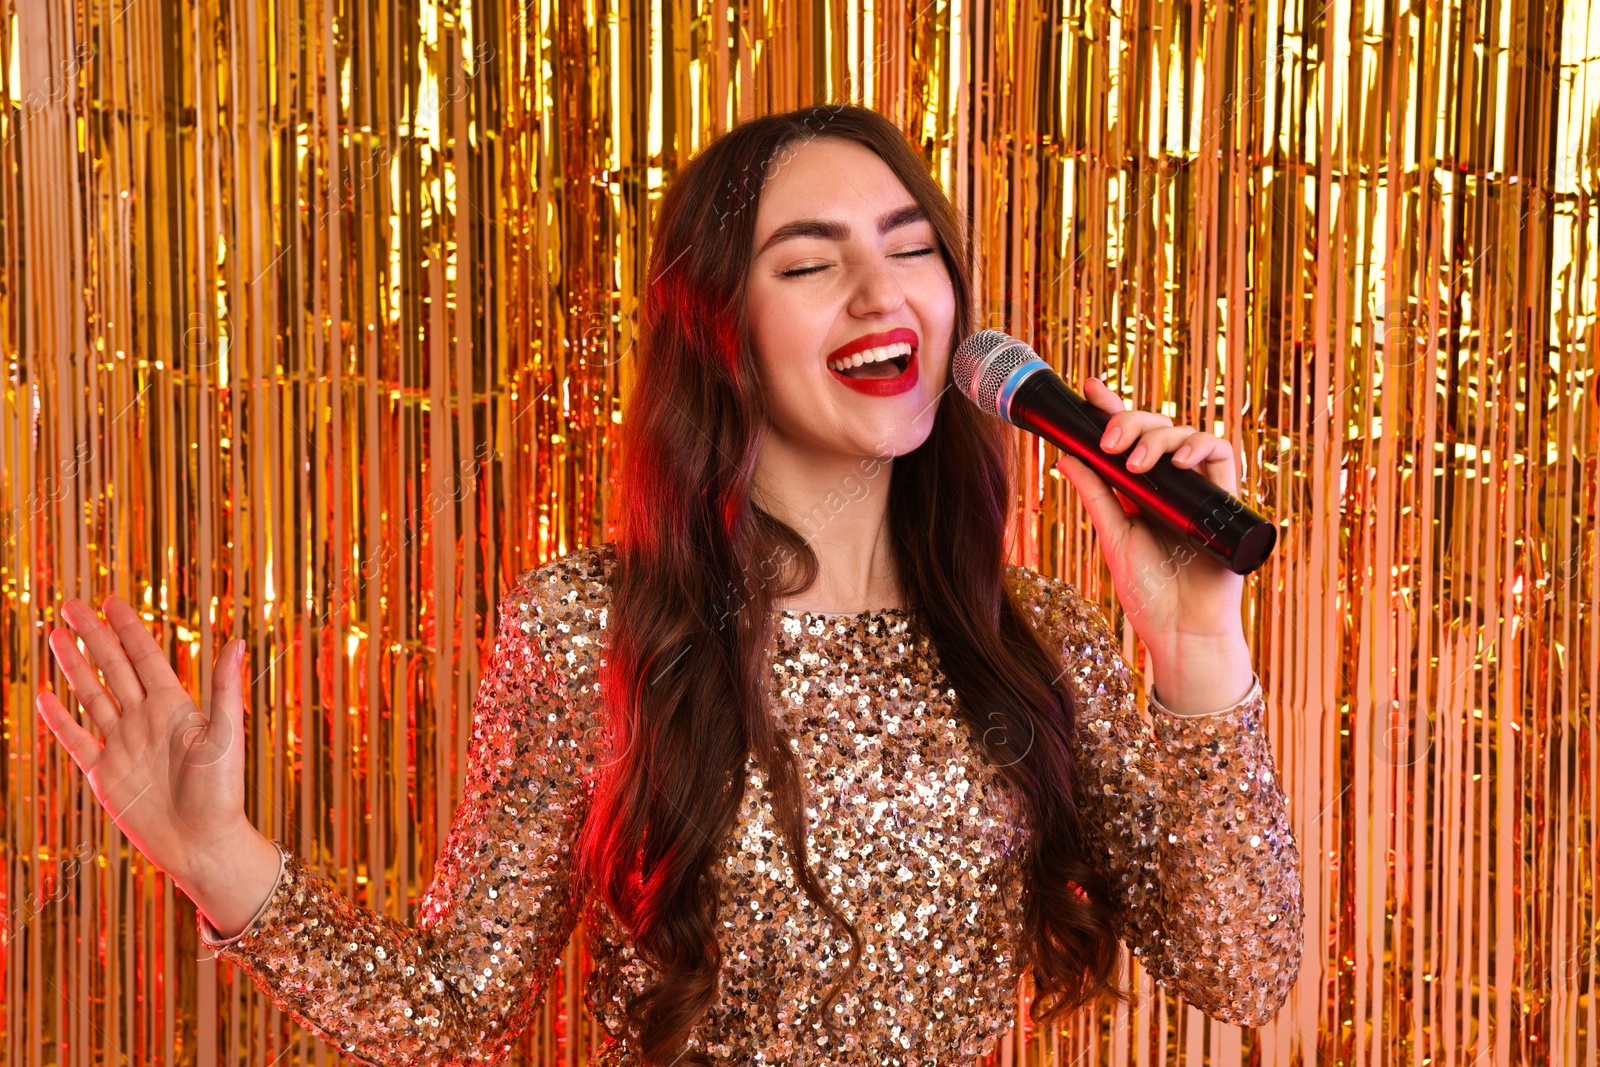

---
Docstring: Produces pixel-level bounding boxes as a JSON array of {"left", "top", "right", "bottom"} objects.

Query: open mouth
[
  {"left": 826, "top": 341, "right": 915, "bottom": 381},
  {"left": 834, "top": 353, "right": 912, "bottom": 381}
]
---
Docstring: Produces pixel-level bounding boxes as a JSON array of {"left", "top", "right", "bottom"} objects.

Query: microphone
[{"left": 952, "top": 330, "right": 1278, "bottom": 576}]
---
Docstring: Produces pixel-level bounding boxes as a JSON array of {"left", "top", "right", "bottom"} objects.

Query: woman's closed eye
[{"left": 779, "top": 247, "right": 938, "bottom": 278}]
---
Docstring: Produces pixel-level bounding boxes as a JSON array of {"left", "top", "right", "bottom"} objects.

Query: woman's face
[{"left": 745, "top": 136, "right": 956, "bottom": 465}]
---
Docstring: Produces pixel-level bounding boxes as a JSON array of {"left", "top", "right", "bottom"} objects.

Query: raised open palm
[{"left": 36, "top": 595, "right": 253, "bottom": 888}]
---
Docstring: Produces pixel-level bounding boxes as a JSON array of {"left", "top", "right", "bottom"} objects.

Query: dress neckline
[{"left": 775, "top": 605, "right": 913, "bottom": 621}]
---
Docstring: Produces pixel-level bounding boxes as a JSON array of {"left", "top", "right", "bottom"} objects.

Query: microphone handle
[{"left": 1009, "top": 373, "right": 1278, "bottom": 576}]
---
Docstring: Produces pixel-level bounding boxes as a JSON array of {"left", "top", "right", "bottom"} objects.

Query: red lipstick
[{"left": 825, "top": 327, "right": 921, "bottom": 397}]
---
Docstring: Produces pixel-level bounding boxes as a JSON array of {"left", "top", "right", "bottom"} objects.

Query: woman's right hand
[{"left": 35, "top": 595, "right": 257, "bottom": 893}]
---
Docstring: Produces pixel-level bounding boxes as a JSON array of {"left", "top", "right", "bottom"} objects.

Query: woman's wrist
[
  {"left": 180, "top": 829, "right": 285, "bottom": 941},
  {"left": 1146, "top": 633, "right": 1256, "bottom": 716}
]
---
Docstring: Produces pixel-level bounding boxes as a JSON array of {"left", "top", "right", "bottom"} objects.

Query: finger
[
  {"left": 47, "top": 626, "right": 124, "bottom": 734},
  {"left": 101, "top": 596, "right": 184, "bottom": 696},
  {"left": 1122, "top": 426, "right": 1202, "bottom": 471},
  {"left": 1099, "top": 411, "right": 1176, "bottom": 457},
  {"left": 1168, "top": 431, "right": 1226, "bottom": 468},
  {"left": 188, "top": 640, "right": 244, "bottom": 769},
  {"left": 1081, "top": 377, "right": 1127, "bottom": 414},
  {"left": 1133, "top": 429, "right": 1240, "bottom": 495},
  {"left": 35, "top": 689, "right": 103, "bottom": 774},
  {"left": 60, "top": 599, "right": 149, "bottom": 708}
]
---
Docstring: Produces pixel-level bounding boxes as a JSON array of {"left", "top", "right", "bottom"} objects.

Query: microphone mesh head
[{"left": 951, "top": 330, "right": 1040, "bottom": 417}]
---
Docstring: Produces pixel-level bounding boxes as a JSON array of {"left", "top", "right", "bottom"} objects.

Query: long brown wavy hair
[{"left": 577, "top": 104, "right": 1123, "bottom": 1064}]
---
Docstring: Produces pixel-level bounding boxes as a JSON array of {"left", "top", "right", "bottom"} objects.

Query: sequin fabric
[{"left": 198, "top": 543, "right": 1302, "bottom": 1065}]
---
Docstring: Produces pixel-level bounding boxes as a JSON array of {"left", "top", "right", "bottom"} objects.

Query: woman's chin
[{"left": 847, "top": 421, "right": 934, "bottom": 463}]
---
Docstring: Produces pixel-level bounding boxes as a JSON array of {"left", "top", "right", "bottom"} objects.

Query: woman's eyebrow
[{"left": 756, "top": 203, "right": 928, "bottom": 256}]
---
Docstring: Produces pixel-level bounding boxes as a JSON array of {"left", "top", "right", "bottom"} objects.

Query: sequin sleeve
[
  {"left": 194, "top": 572, "right": 599, "bottom": 1066},
  {"left": 1019, "top": 572, "right": 1304, "bottom": 1027}
]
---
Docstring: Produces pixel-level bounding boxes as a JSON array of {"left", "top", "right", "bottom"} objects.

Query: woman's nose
[{"left": 847, "top": 255, "right": 908, "bottom": 317}]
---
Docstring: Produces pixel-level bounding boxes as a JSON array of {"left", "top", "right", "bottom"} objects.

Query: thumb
[
  {"left": 218, "top": 639, "right": 247, "bottom": 714},
  {"left": 189, "top": 640, "right": 245, "bottom": 769},
  {"left": 1056, "top": 454, "right": 1135, "bottom": 545}
]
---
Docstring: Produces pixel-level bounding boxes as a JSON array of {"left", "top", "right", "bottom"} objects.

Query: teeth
[{"left": 828, "top": 341, "right": 913, "bottom": 373}]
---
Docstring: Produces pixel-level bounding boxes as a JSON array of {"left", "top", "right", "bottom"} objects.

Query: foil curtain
[{"left": 1, "top": 0, "right": 1596, "bottom": 1063}]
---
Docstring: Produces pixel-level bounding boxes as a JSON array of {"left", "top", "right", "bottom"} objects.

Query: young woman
[{"left": 37, "top": 104, "right": 1302, "bottom": 1065}]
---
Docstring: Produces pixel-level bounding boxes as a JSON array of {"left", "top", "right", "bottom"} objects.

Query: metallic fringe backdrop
[{"left": 1, "top": 0, "right": 1596, "bottom": 1063}]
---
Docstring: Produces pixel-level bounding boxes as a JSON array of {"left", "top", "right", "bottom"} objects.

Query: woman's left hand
[{"left": 1053, "top": 377, "right": 1246, "bottom": 665}]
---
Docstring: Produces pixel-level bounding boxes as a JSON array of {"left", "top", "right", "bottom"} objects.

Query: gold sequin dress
[{"left": 197, "top": 543, "right": 1302, "bottom": 1065}]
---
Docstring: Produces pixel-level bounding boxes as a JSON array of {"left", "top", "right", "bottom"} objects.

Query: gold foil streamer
[{"left": 2, "top": 0, "right": 1596, "bottom": 1064}]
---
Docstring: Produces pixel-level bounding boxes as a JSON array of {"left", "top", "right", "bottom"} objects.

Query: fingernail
[
  {"left": 1173, "top": 446, "right": 1190, "bottom": 464},
  {"left": 1129, "top": 445, "right": 1147, "bottom": 466},
  {"left": 1101, "top": 428, "right": 1121, "bottom": 450}
]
